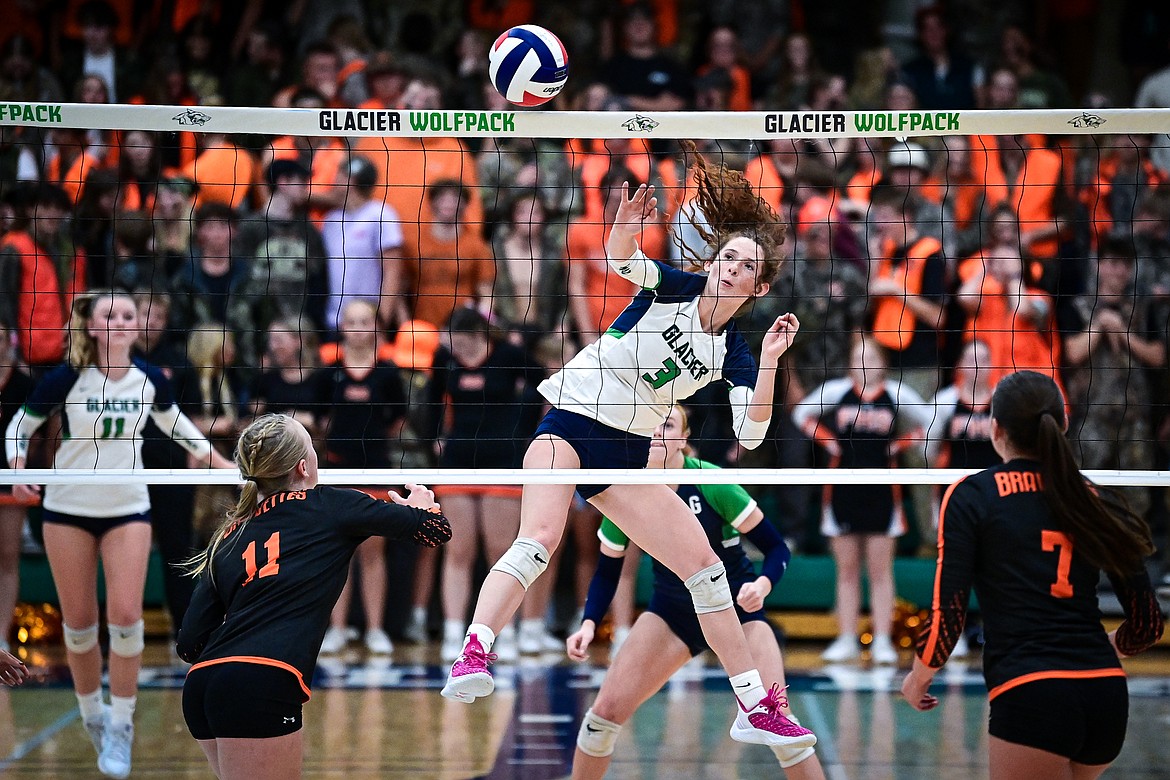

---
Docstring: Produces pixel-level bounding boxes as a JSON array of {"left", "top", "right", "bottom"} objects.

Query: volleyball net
[{"left": 1, "top": 102, "right": 1169, "bottom": 491}]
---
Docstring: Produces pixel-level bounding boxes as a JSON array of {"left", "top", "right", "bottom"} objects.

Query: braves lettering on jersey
[
  {"left": 539, "top": 260, "right": 757, "bottom": 436},
  {"left": 918, "top": 460, "right": 1164, "bottom": 699},
  {"left": 177, "top": 487, "right": 451, "bottom": 697},
  {"left": 598, "top": 456, "right": 758, "bottom": 601},
  {"left": 5, "top": 360, "right": 212, "bottom": 517}
]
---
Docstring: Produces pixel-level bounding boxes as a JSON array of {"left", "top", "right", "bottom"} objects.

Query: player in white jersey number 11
[{"left": 443, "top": 141, "right": 805, "bottom": 748}]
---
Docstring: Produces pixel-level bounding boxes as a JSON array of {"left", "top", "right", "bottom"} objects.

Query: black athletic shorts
[
  {"left": 183, "top": 661, "right": 306, "bottom": 740},
  {"left": 646, "top": 588, "right": 768, "bottom": 658},
  {"left": 989, "top": 675, "right": 1128, "bottom": 765}
]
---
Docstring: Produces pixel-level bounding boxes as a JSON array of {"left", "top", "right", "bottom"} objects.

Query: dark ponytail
[{"left": 992, "top": 371, "right": 1154, "bottom": 575}]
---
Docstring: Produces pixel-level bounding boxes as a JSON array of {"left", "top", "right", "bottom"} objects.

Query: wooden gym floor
[{"left": 2, "top": 632, "right": 1170, "bottom": 779}]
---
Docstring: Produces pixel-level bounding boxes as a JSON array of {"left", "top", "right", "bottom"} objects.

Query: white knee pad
[
  {"left": 108, "top": 620, "right": 145, "bottom": 657},
  {"left": 684, "top": 562, "right": 733, "bottom": 614},
  {"left": 576, "top": 708, "right": 622, "bottom": 758},
  {"left": 490, "top": 537, "right": 550, "bottom": 591},
  {"left": 63, "top": 623, "right": 99, "bottom": 654},
  {"left": 772, "top": 744, "right": 816, "bottom": 768}
]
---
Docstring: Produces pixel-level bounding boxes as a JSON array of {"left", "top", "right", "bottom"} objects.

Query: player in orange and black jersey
[
  {"left": 926, "top": 340, "right": 998, "bottom": 472},
  {"left": 903, "top": 371, "right": 1163, "bottom": 779},
  {"left": 177, "top": 414, "right": 451, "bottom": 780}
]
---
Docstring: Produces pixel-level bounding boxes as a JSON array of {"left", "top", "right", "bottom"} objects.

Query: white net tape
[
  {"left": 1, "top": 468, "right": 1166, "bottom": 487},
  {"left": 3, "top": 102, "right": 1170, "bottom": 139}
]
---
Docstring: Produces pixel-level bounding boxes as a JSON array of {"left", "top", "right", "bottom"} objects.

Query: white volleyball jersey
[
  {"left": 540, "top": 261, "right": 757, "bottom": 436},
  {"left": 6, "top": 360, "right": 213, "bottom": 517}
]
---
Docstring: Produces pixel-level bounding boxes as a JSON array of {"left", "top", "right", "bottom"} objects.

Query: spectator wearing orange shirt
[
  {"left": 566, "top": 168, "right": 667, "bottom": 345},
  {"left": 970, "top": 112, "right": 1067, "bottom": 262},
  {"left": 0, "top": 184, "right": 86, "bottom": 371},
  {"left": 44, "top": 127, "right": 100, "bottom": 205},
  {"left": 955, "top": 224, "right": 1061, "bottom": 391},
  {"left": 866, "top": 183, "right": 949, "bottom": 401},
  {"left": 355, "top": 77, "right": 486, "bottom": 249},
  {"left": 181, "top": 132, "right": 259, "bottom": 211},
  {"left": 402, "top": 179, "right": 494, "bottom": 330}
]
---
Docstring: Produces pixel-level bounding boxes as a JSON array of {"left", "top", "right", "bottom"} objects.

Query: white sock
[
  {"left": 729, "top": 669, "right": 765, "bottom": 709},
  {"left": 411, "top": 606, "right": 427, "bottom": 625},
  {"left": 109, "top": 694, "right": 136, "bottom": 729},
  {"left": 465, "top": 623, "right": 496, "bottom": 652},
  {"left": 519, "top": 618, "right": 543, "bottom": 634},
  {"left": 444, "top": 619, "right": 464, "bottom": 640},
  {"left": 76, "top": 689, "right": 104, "bottom": 722}
]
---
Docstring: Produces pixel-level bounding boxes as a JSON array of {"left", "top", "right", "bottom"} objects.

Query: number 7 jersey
[
  {"left": 539, "top": 260, "right": 758, "bottom": 436},
  {"left": 917, "top": 458, "right": 1164, "bottom": 700}
]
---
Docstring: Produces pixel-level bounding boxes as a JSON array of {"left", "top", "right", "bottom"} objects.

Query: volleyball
[{"left": 488, "top": 25, "right": 569, "bottom": 107}]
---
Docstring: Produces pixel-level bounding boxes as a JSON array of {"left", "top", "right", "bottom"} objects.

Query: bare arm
[{"left": 380, "top": 247, "right": 405, "bottom": 328}]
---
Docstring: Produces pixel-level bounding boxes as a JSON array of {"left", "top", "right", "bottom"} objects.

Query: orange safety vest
[
  {"left": 872, "top": 236, "right": 942, "bottom": 352},
  {"left": 4, "top": 231, "right": 84, "bottom": 365},
  {"left": 971, "top": 136, "right": 1063, "bottom": 258}
]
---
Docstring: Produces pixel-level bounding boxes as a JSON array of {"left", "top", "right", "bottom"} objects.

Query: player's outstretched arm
[
  {"left": 730, "top": 314, "right": 800, "bottom": 449},
  {"left": 605, "top": 183, "right": 662, "bottom": 289}
]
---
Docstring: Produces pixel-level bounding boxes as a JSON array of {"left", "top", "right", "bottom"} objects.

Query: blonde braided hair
[{"left": 184, "top": 414, "right": 309, "bottom": 581}]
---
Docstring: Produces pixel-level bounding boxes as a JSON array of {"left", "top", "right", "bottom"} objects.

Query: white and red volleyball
[{"left": 488, "top": 25, "right": 569, "bottom": 107}]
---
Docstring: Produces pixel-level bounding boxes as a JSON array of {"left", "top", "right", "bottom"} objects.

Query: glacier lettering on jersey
[
  {"left": 661, "top": 325, "right": 710, "bottom": 381},
  {"left": 86, "top": 398, "right": 142, "bottom": 413}
]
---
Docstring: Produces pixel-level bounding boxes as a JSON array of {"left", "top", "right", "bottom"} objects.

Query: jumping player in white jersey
[
  {"left": 7, "top": 290, "right": 232, "bottom": 779},
  {"left": 442, "top": 143, "right": 803, "bottom": 747}
]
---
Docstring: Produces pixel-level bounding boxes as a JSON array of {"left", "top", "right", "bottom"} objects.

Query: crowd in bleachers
[{"left": 3, "top": 0, "right": 1170, "bottom": 645}]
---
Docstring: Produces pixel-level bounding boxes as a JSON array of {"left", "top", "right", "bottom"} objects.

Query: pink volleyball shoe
[
  {"left": 440, "top": 633, "right": 497, "bottom": 703},
  {"left": 730, "top": 684, "right": 818, "bottom": 748}
]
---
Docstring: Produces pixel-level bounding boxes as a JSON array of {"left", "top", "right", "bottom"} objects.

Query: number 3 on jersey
[
  {"left": 242, "top": 532, "right": 281, "bottom": 586},
  {"left": 642, "top": 358, "right": 681, "bottom": 389},
  {"left": 1041, "top": 530, "right": 1074, "bottom": 598}
]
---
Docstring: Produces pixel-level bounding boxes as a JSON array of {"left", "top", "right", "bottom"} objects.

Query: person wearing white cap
[{"left": 880, "top": 141, "right": 953, "bottom": 256}]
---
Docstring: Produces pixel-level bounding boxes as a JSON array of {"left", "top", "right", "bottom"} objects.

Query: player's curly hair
[{"left": 676, "top": 140, "right": 787, "bottom": 288}]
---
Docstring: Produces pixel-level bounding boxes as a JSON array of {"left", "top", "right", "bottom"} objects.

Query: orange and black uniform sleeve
[
  {"left": 916, "top": 477, "right": 977, "bottom": 668},
  {"left": 1108, "top": 570, "right": 1165, "bottom": 656}
]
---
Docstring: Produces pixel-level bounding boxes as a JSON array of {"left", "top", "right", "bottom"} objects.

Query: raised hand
[
  {"left": 389, "top": 483, "right": 440, "bottom": 512},
  {"left": 613, "top": 182, "right": 659, "bottom": 232},
  {"left": 760, "top": 313, "right": 800, "bottom": 366}
]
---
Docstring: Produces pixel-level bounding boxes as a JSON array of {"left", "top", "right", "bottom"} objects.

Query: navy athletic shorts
[
  {"left": 41, "top": 509, "right": 150, "bottom": 539},
  {"left": 989, "top": 674, "right": 1128, "bottom": 765},
  {"left": 533, "top": 408, "right": 651, "bottom": 500},
  {"left": 646, "top": 588, "right": 769, "bottom": 657}
]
